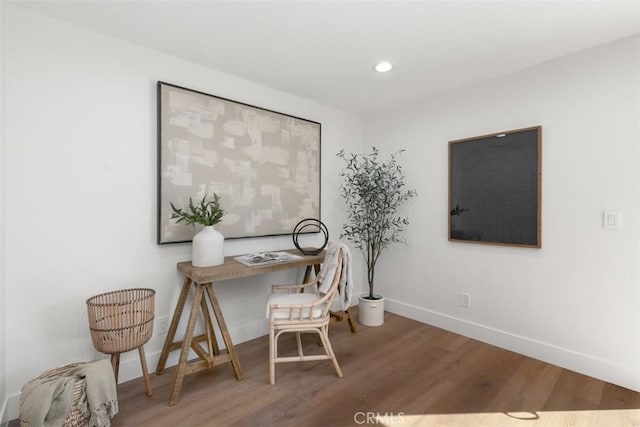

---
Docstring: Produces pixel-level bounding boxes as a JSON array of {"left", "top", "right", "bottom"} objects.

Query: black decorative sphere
[{"left": 292, "top": 218, "right": 329, "bottom": 256}]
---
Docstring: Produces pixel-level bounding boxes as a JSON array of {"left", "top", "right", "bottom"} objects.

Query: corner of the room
[{"left": 0, "top": 0, "right": 8, "bottom": 425}]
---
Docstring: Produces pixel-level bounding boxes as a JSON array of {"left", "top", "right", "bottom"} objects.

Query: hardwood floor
[
  {"left": 14, "top": 310, "right": 640, "bottom": 426},
  {"left": 107, "top": 310, "right": 639, "bottom": 426}
]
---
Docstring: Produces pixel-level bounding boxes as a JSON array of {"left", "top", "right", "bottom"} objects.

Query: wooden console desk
[{"left": 156, "top": 249, "right": 340, "bottom": 405}]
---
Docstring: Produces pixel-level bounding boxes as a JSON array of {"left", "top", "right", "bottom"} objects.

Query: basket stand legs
[
  {"left": 109, "top": 349, "right": 153, "bottom": 398},
  {"left": 110, "top": 354, "right": 120, "bottom": 382},
  {"left": 138, "top": 346, "right": 153, "bottom": 397}
]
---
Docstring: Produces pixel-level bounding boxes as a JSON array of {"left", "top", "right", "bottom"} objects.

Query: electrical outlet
[
  {"left": 460, "top": 293, "right": 471, "bottom": 308},
  {"left": 157, "top": 315, "right": 169, "bottom": 334}
]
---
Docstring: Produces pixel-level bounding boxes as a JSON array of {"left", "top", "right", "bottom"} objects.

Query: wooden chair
[{"left": 266, "top": 251, "right": 344, "bottom": 384}]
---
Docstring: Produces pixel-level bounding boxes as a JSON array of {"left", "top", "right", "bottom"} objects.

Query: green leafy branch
[
  {"left": 170, "top": 193, "right": 225, "bottom": 226},
  {"left": 337, "top": 147, "right": 417, "bottom": 299}
]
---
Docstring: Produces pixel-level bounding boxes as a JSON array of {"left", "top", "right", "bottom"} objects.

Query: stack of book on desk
[{"left": 234, "top": 251, "right": 302, "bottom": 267}]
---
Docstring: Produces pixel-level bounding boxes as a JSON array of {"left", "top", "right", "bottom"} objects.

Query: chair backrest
[
  {"left": 316, "top": 250, "right": 343, "bottom": 318},
  {"left": 269, "top": 248, "right": 344, "bottom": 323},
  {"left": 317, "top": 244, "right": 344, "bottom": 291}
]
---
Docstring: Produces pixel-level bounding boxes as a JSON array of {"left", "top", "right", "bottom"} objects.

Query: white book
[{"left": 234, "top": 251, "right": 302, "bottom": 267}]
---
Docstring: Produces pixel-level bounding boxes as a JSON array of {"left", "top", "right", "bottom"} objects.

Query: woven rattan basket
[
  {"left": 20, "top": 363, "right": 91, "bottom": 427},
  {"left": 86, "top": 288, "right": 155, "bottom": 354}
]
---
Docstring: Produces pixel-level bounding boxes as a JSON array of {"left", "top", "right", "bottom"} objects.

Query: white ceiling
[{"left": 15, "top": 1, "right": 640, "bottom": 115}]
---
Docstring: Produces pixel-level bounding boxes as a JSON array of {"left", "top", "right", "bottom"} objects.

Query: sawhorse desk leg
[
  {"left": 204, "top": 283, "right": 243, "bottom": 380},
  {"left": 155, "top": 278, "right": 243, "bottom": 406}
]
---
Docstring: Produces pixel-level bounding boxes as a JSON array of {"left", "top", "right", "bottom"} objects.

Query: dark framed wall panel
[{"left": 448, "top": 126, "right": 541, "bottom": 248}]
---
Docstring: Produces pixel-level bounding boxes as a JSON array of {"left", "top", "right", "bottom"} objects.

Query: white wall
[
  {"left": 2, "top": 5, "right": 637, "bottom": 424},
  {"left": 366, "top": 35, "right": 640, "bottom": 391},
  {"left": 1, "top": 5, "right": 363, "bottom": 420},
  {"left": 0, "top": 2, "right": 7, "bottom": 425}
]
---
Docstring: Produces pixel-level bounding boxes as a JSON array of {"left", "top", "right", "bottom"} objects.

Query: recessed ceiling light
[{"left": 374, "top": 62, "right": 393, "bottom": 73}]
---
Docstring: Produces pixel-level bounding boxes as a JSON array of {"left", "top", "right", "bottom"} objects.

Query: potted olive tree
[
  {"left": 171, "top": 194, "right": 225, "bottom": 267},
  {"left": 337, "top": 147, "right": 416, "bottom": 326}
]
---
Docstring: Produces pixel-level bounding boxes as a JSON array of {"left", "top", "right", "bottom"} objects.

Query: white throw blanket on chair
[{"left": 318, "top": 241, "right": 353, "bottom": 310}]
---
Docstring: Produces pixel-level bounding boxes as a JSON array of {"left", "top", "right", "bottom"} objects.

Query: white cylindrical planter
[
  {"left": 192, "top": 225, "right": 224, "bottom": 267},
  {"left": 358, "top": 294, "right": 385, "bottom": 327}
]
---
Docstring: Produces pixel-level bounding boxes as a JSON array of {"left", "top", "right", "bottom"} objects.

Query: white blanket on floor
[{"left": 20, "top": 359, "right": 118, "bottom": 427}]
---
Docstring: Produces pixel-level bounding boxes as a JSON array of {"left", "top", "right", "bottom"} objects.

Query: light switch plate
[{"left": 603, "top": 210, "right": 620, "bottom": 230}]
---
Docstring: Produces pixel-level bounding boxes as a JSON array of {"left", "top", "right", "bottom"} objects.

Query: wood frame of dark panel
[{"left": 447, "top": 126, "right": 542, "bottom": 248}]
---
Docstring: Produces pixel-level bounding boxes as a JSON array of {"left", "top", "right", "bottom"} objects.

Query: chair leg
[
  {"left": 320, "top": 325, "right": 343, "bottom": 378},
  {"left": 345, "top": 307, "right": 358, "bottom": 333},
  {"left": 110, "top": 353, "right": 120, "bottom": 383},
  {"left": 296, "top": 332, "right": 304, "bottom": 358},
  {"left": 269, "top": 326, "right": 276, "bottom": 385},
  {"left": 138, "top": 346, "right": 153, "bottom": 397}
]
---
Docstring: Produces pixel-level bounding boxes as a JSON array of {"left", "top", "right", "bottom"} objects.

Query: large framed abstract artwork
[
  {"left": 157, "top": 82, "right": 321, "bottom": 244},
  {"left": 448, "top": 126, "right": 541, "bottom": 248}
]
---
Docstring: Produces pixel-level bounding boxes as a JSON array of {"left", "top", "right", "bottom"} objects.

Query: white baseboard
[
  {"left": 1, "top": 393, "right": 18, "bottom": 427},
  {"left": 2, "top": 318, "right": 270, "bottom": 423},
  {"left": 1, "top": 395, "right": 8, "bottom": 427},
  {"left": 385, "top": 298, "right": 640, "bottom": 392}
]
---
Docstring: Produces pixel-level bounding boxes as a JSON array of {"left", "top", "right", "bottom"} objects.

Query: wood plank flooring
[
  {"left": 15, "top": 310, "right": 640, "bottom": 426},
  {"left": 110, "top": 310, "right": 638, "bottom": 426}
]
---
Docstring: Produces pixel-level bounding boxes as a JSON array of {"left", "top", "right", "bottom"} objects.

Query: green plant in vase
[
  {"left": 337, "top": 147, "right": 416, "bottom": 326},
  {"left": 170, "top": 193, "right": 225, "bottom": 226},
  {"left": 171, "top": 194, "right": 226, "bottom": 267}
]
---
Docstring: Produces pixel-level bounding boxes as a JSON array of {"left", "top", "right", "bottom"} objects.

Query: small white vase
[
  {"left": 192, "top": 225, "right": 224, "bottom": 267},
  {"left": 358, "top": 294, "right": 385, "bottom": 327}
]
